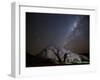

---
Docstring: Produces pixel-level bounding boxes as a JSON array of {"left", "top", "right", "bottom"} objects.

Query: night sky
[{"left": 26, "top": 12, "right": 89, "bottom": 55}]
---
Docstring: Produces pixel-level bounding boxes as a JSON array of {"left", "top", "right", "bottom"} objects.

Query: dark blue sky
[{"left": 26, "top": 12, "right": 89, "bottom": 55}]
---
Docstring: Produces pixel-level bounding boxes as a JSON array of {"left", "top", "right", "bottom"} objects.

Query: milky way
[{"left": 64, "top": 16, "right": 84, "bottom": 45}]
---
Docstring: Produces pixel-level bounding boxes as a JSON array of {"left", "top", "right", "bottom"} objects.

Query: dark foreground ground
[{"left": 26, "top": 53, "right": 89, "bottom": 67}]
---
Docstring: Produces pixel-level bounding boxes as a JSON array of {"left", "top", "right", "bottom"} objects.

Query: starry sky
[{"left": 26, "top": 12, "right": 89, "bottom": 55}]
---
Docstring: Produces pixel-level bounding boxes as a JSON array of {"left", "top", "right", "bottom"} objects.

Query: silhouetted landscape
[{"left": 26, "top": 46, "right": 89, "bottom": 67}]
